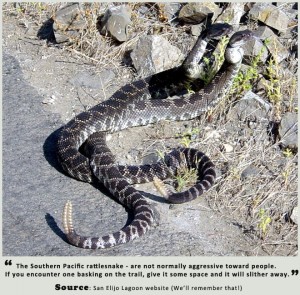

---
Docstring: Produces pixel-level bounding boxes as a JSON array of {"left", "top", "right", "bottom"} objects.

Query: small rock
[
  {"left": 54, "top": 32, "right": 71, "bottom": 44},
  {"left": 284, "top": 7, "right": 298, "bottom": 22},
  {"left": 256, "top": 76, "right": 269, "bottom": 93},
  {"left": 223, "top": 143, "right": 234, "bottom": 153},
  {"left": 190, "top": 24, "right": 203, "bottom": 37},
  {"left": 163, "top": 3, "right": 182, "bottom": 21},
  {"left": 243, "top": 38, "right": 269, "bottom": 63},
  {"left": 279, "top": 112, "right": 298, "bottom": 150},
  {"left": 126, "top": 153, "right": 133, "bottom": 160},
  {"left": 205, "top": 130, "right": 221, "bottom": 140},
  {"left": 178, "top": 2, "right": 221, "bottom": 24},
  {"left": 266, "top": 36, "right": 289, "bottom": 63},
  {"left": 254, "top": 25, "right": 276, "bottom": 40},
  {"left": 131, "top": 35, "right": 184, "bottom": 76},
  {"left": 42, "top": 95, "right": 57, "bottom": 105},
  {"left": 142, "top": 152, "right": 160, "bottom": 165},
  {"left": 215, "top": 2, "right": 245, "bottom": 30},
  {"left": 52, "top": 3, "right": 87, "bottom": 44},
  {"left": 241, "top": 165, "right": 260, "bottom": 180},
  {"left": 98, "top": 5, "right": 132, "bottom": 42},
  {"left": 255, "top": 26, "right": 289, "bottom": 62},
  {"left": 249, "top": 3, "right": 290, "bottom": 32},
  {"left": 290, "top": 206, "right": 298, "bottom": 224},
  {"left": 53, "top": 3, "right": 85, "bottom": 31},
  {"left": 24, "top": 22, "right": 39, "bottom": 39},
  {"left": 228, "top": 91, "right": 270, "bottom": 124},
  {"left": 244, "top": 3, "right": 255, "bottom": 12},
  {"left": 55, "top": 30, "right": 81, "bottom": 44},
  {"left": 241, "top": 91, "right": 272, "bottom": 112}
]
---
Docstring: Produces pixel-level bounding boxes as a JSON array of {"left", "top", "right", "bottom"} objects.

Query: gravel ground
[{"left": 2, "top": 3, "right": 297, "bottom": 256}]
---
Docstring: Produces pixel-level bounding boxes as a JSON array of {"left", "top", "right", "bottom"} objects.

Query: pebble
[
  {"left": 279, "top": 112, "right": 298, "bottom": 150},
  {"left": 52, "top": 3, "right": 87, "bottom": 44},
  {"left": 131, "top": 35, "right": 184, "bottom": 76},
  {"left": 215, "top": 2, "right": 245, "bottom": 30},
  {"left": 249, "top": 3, "right": 290, "bottom": 32},
  {"left": 241, "top": 165, "right": 260, "bottom": 180},
  {"left": 42, "top": 95, "right": 56, "bottom": 105},
  {"left": 243, "top": 38, "right": 268, "bottom": 63},
  {"left": 178, "top": 2, "right": 221, "bottom": 24},
  {"left": 255, "top": 26, "right": 289, "bottom": 62},
  {"left": 290, "top": 206, "right": 298, "bottom": 224},
  {"left": 163, "top": 3, "right": 182, "bottom": 21},
  {"left": 222, "top": 143, "right": 234, "bottom": 153},
  {"left": 228, "top": 91, "right": 270, "bottom": 124},
  {"left": 98, "top": 5, "right": 132, "bottom": 42}
]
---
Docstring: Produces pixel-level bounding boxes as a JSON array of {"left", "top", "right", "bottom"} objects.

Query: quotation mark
[
  {"left": 5, "top": 260, "right": 12, "bottom": 266},
  {"left": 291, "top": 270, "right": 299, "bottom": 276}
]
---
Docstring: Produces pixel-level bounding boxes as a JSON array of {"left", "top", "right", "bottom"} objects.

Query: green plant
[
  {"left": 179, "top": 136, "right": 192, "bottom": 148},
  {"left": 281, "top": 163, "right": 294, "bottom": 187},
  {"left": 174, "top": 153, "right": 198, "bottom": 192},
  {"left": 230, "top": 40, "right": 267, "bottom": 97},
  {"left": 201, "top": 35, "right": 229, "bottom": 84},
  {"left": 282, "top": 148, "right": 293, "bottom": 158},
  {"left": 263, "top": 40, "right": 283, "bottom": 122},
  {"left": 257, "top": 208, "right": 272, "bottom": 238},
  {"left": 175, "top": 166, "right": 198, "bottom": 192},
  {"left": 153, "top": 151, "right": 198, "bottom": 194},
  {"left": 156, "top": 149, "right": 165, "bottom": 160},
  {"left": 287, "top": 77, "right": 297, "bottom": 113},
  {"left": 176, "top": 128, "right": 200, "bottom": 148},
  {"left": 183, "top": 80, "right": 195, "bottom": 95}
]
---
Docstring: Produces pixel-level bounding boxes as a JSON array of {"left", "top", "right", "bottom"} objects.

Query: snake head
[
  {"left": 228, "top": 30, "right": 254, "bottom": 48},
  {"left": 203, "top": 23, "right": 233, "bottom": 40},
  {"left": 225, "top": 30, "right": 254, "bottom": 64}
]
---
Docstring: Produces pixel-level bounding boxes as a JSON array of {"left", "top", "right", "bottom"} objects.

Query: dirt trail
[{"left": 2, "top": 5, "right": 297, "bottom": 256}]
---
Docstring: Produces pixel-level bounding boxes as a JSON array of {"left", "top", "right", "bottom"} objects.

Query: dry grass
[{"left": 3, "top": 2, "right": 297, "bottom": 256}]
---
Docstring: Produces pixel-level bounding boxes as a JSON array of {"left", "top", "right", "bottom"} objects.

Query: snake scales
[{"left": 57, "top": 24, "right": 253, "bottom": 249}]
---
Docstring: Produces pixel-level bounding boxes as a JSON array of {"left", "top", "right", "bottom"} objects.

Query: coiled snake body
[{"left": 57, "top": 25, "right": 253, "bottom": 249}]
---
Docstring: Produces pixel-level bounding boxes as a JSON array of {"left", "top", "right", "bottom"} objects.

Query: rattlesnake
[{"left": 57, "top": 25, "right": 253, "bottom": 249}]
